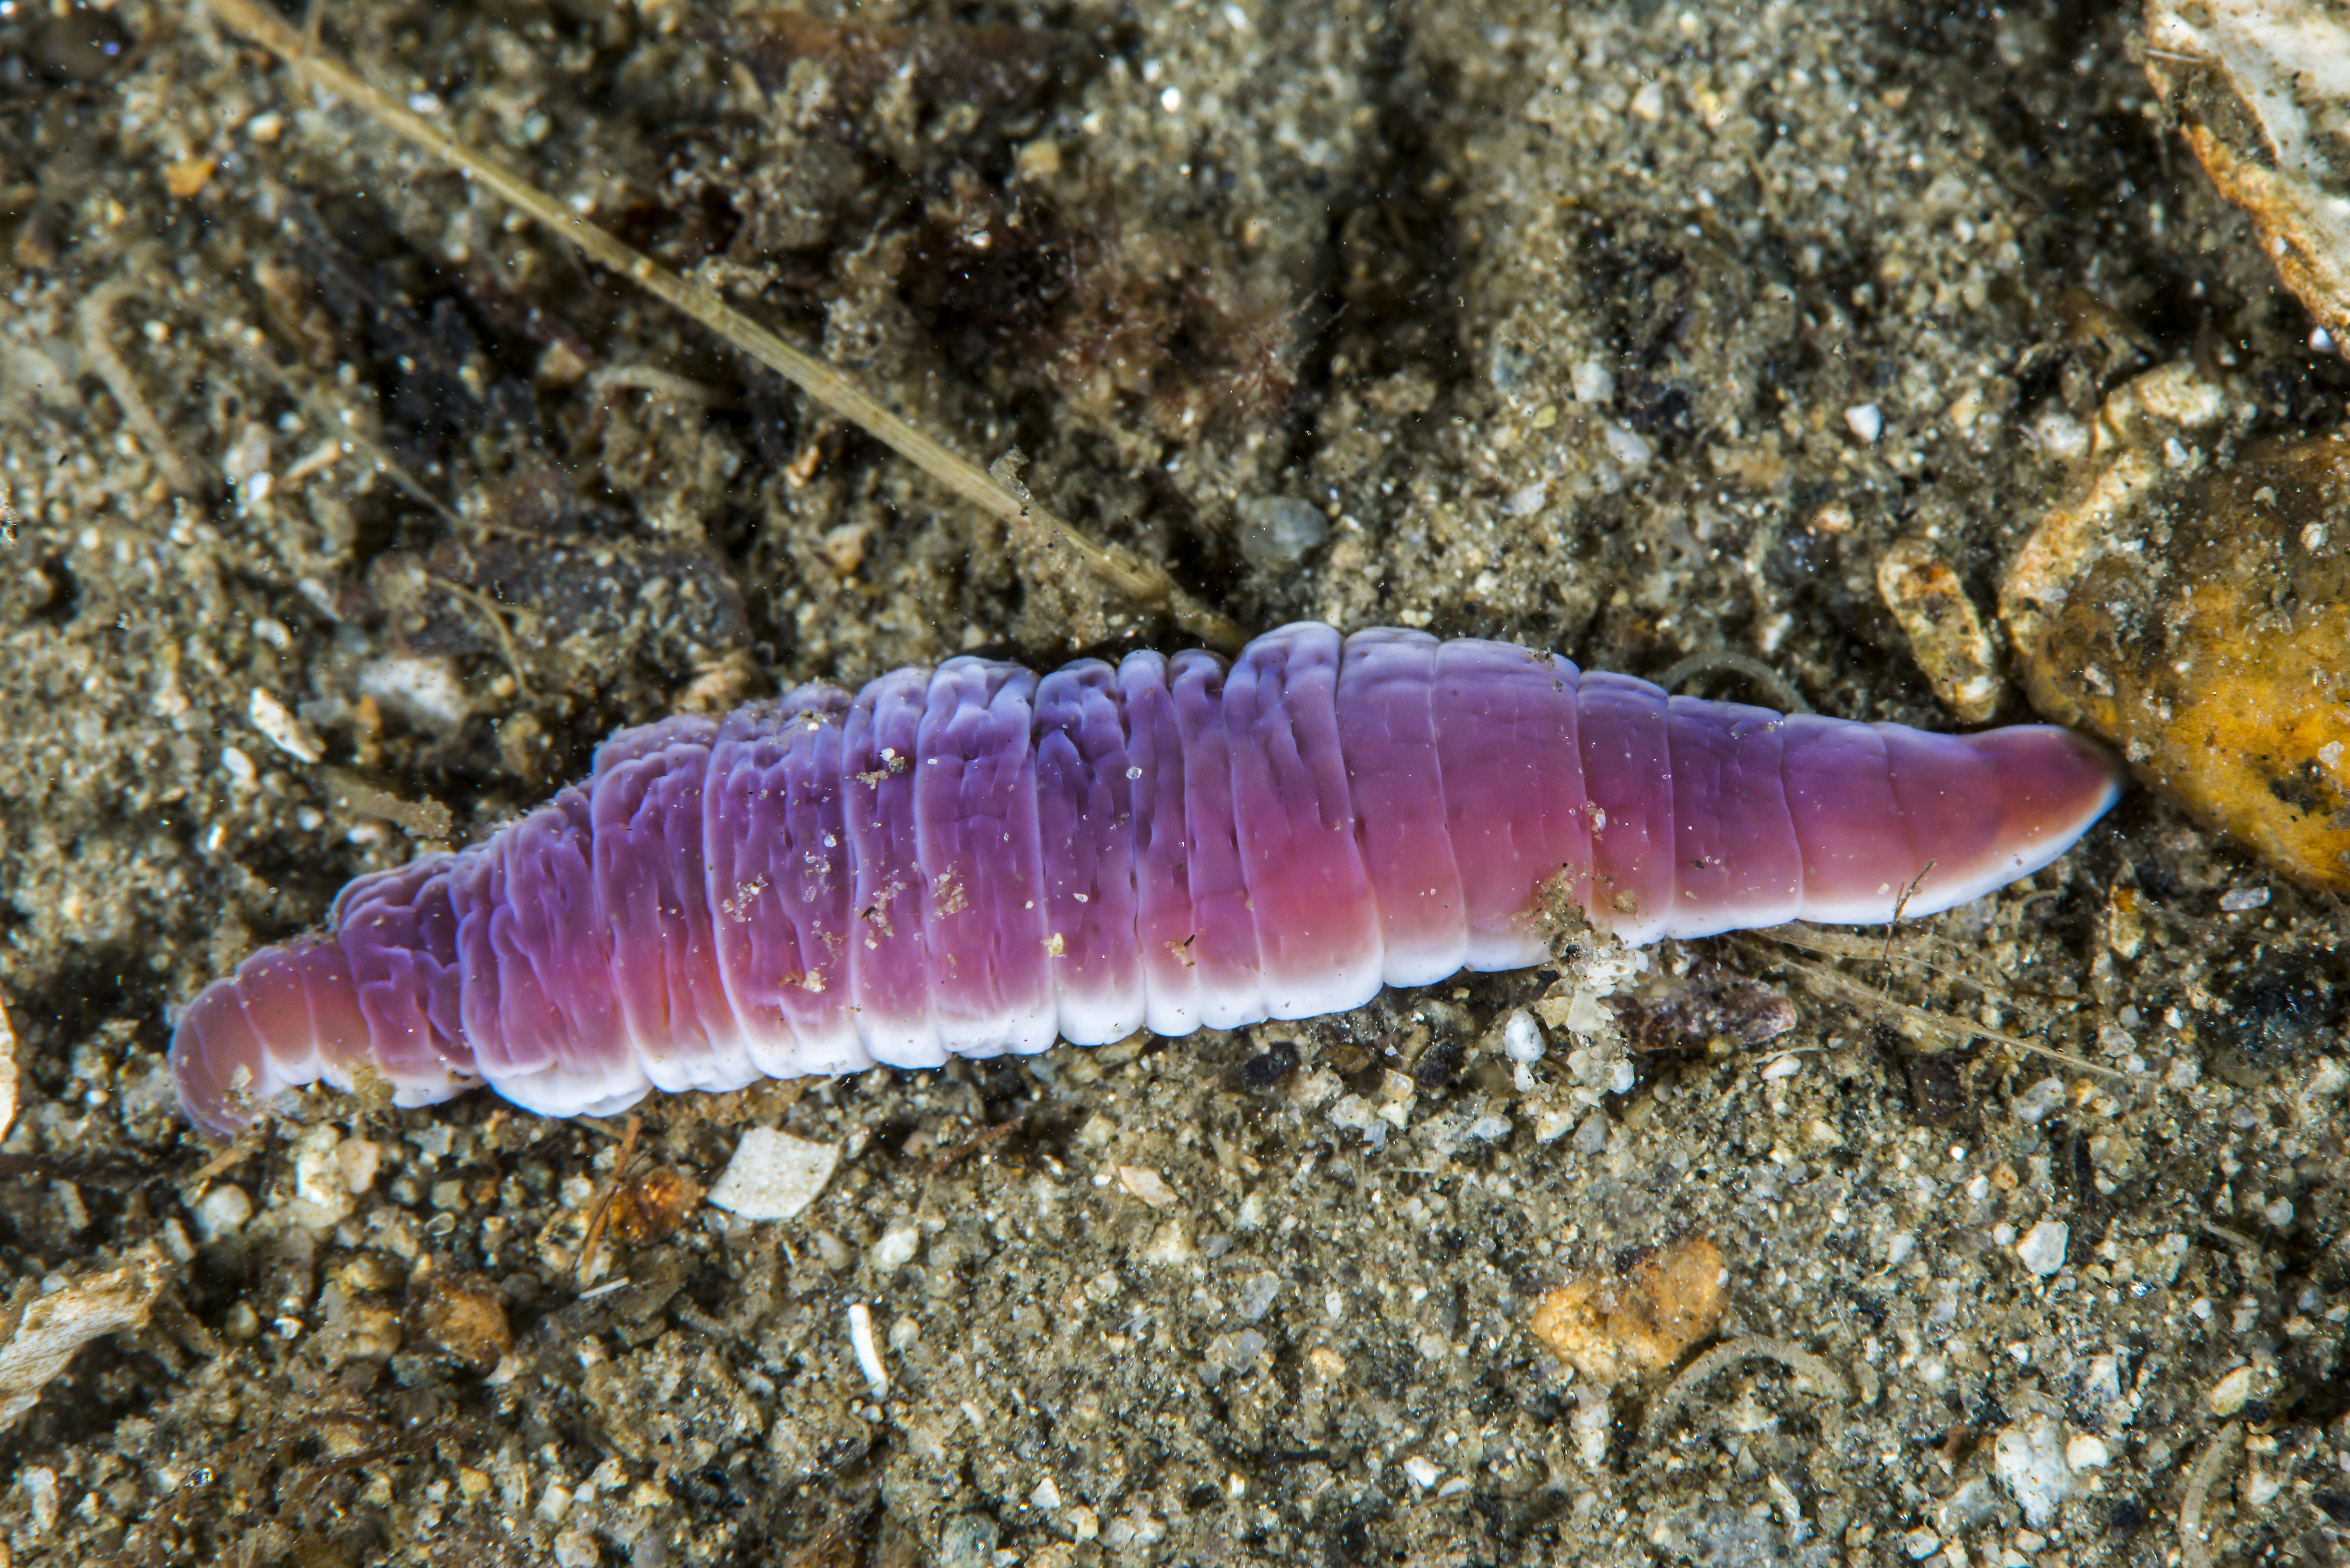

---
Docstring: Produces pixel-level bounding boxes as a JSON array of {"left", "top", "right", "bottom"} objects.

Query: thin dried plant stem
[
  {"left": 79, "top": 256, "right": 211, "bottom": 497},
  {"left": 200, "top": 0, "right": 1244, "bottom": 652},
  {"left": 424, "top": 572, "right": 535, "bottom": 697},
  {"left": 1743, "top": 942, "right": 2123, "bottom": 1078},
  {"left": 573, "top": 1112, "right": 641, "bottom": 1290}
]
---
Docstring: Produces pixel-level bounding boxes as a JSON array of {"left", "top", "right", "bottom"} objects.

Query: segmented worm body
[{"left": 170, "top": 624, "right": 2123, "bottom": 1135}]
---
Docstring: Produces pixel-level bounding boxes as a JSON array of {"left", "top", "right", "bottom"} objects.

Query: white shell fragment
[
  {"left": 1116, "top": 1165, "right": 1179, "bottom": 1209},
  {"left": 2144, "top": 0, "right": 2350, "bottom": 342},
  {"left": 704, "top": 1128, "right": 840, "bottom": 1222},
  {"left": 248, "top": 686, "right": 323, "bottom": 765},
  {"left": 847, "top": 1300, "right": 889, "bottom": 1399},
  {"left": 0, "top": 1243, "right": 167, "bottom": 1427},
  {"left": 0, "top": 990, "right": 16, "bottom": 1144}
]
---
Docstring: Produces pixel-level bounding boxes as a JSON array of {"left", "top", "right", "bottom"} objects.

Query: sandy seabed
[{"left": 0, "top": 0, "right": 2344, "bottom": 1564}]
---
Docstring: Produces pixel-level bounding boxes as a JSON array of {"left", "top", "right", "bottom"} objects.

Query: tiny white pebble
[
  {"left": 1844, "top": 403, "right": 1884, "bottom": 443},
  {"left": 1761, "top": 1052, "right": 1802, "bottom": 1080},
  {"left": 1402, "top": 1455, "right": 1441, "bottom": 1490},
  {"left": 1117, "top": 1165, "right": 1178, "bottom": 1209},
  {"left": 2015, "top": 1219, "right": 2069, "bottom": 1276},
  {"left": 871, "top": 1218, "right": 921, "bottom": 1270},
  {"left": 1499, "top": 1010, "right": 1544, "bottom": 1064},
  {"left": 2065, "top": 1434, "right": 2111, "bottom": 1471},
  {"left": 1603, "top": 421, "right": 1653, "bottom": 468},
  {"left": 2217, "top": 886, "right": 2270, "bottom": 912}
]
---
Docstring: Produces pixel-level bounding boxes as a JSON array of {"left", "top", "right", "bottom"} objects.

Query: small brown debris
[
  {"left": 712, "top": 12, "right": 1064, "bottom": 137},
  {"left": 409, "top": 1264, "right": 511, "bottom": 1373},
  {"left": 1876, "top": 539, "right": 2007, "bottom": 723},
  {"left": 1530, "top": 1235, "right": 1728, "bottom": 1385},
  {"left": 928, "top": 1118, "right": 1023, "bottom": 1177},
  {"left": 10, "top": 205, "right": 56, "bottom": 271},
  {"left": 1611, "top": 970, "right": 1796, "bottom": 1056},
  {"left": 607, "top": 1166, "right": 702, "bottom": 1247},
  {"left": 1905, "top": 1053, "right": 1972, "bottom": 1127}
]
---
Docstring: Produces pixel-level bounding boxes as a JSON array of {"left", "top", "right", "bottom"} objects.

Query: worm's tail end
[
  {"left": 1881, "top": 724, "right": 2128, "bottom": 919},
  {"left": 170, "top": 939, "right": 375, "bottom": 1138}
]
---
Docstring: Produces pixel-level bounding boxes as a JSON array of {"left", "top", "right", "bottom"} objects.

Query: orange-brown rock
[
  {"left": 1530, "top": 1234, "right": 1727, "bottom": 1385},
  {"left": 2005, "top": 424, "right": 2350, "bottom": 891}
]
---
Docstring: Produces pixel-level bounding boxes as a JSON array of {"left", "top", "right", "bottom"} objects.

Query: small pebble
[
  {"left": 1875, "top": 539, "right": 2007, "bottom": 723},
  {"left": 1844, "top": 403, "right": 1884, "bottom": 443},
  {"left": 248, "top": 687, "right": 323, "bottom": 765},
  {"left": 1234, "top": 495, "right": 1328, "bottom": 569},
  {"left": 936, "top": 1512, "right": 998, "bottom": 1568},
  {"left": 1529, "top": 1234, "right": 1727, "bottom": 1385},
  {"left": 1499, "top": 1010, "right": 1545, "bottom": 1064},
  {"left": 1116, "top": 1165, "right": 1178, "bottom": 1209},
  {"left": 871, "top": 1220, "right": 921, "bottom": 1271},
  {"left": 2205, "top": 1363, "right": 2256, "bottom": 1415},
  {"left": 191, "top": 1183, "right": 253, "bottom": 1242},
  {"left": 1991, "top": 1415, "right": 2071, "bottom": 1528},
  {"left": 2064, "top": 1434, "right": 2111, "bottom": 1471},
  {"left": 410, "top": 1267, "right": 511, "bottom": 1373},
  {"left": 1603, "top": 422, "right": 1653, "bottom": 468},
  {"left": 2015, "top": 1220, "right": 2069, "bottom": 1276}
]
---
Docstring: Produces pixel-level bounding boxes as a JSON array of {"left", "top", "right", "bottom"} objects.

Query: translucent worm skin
[{"left": 170, "top": 624, "right": 2124, "bottom": 1135}]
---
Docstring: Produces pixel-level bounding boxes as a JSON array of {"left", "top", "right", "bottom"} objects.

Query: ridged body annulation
[{"left": 170, "top": 624, "right": 2124, "bottom": 1134}]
